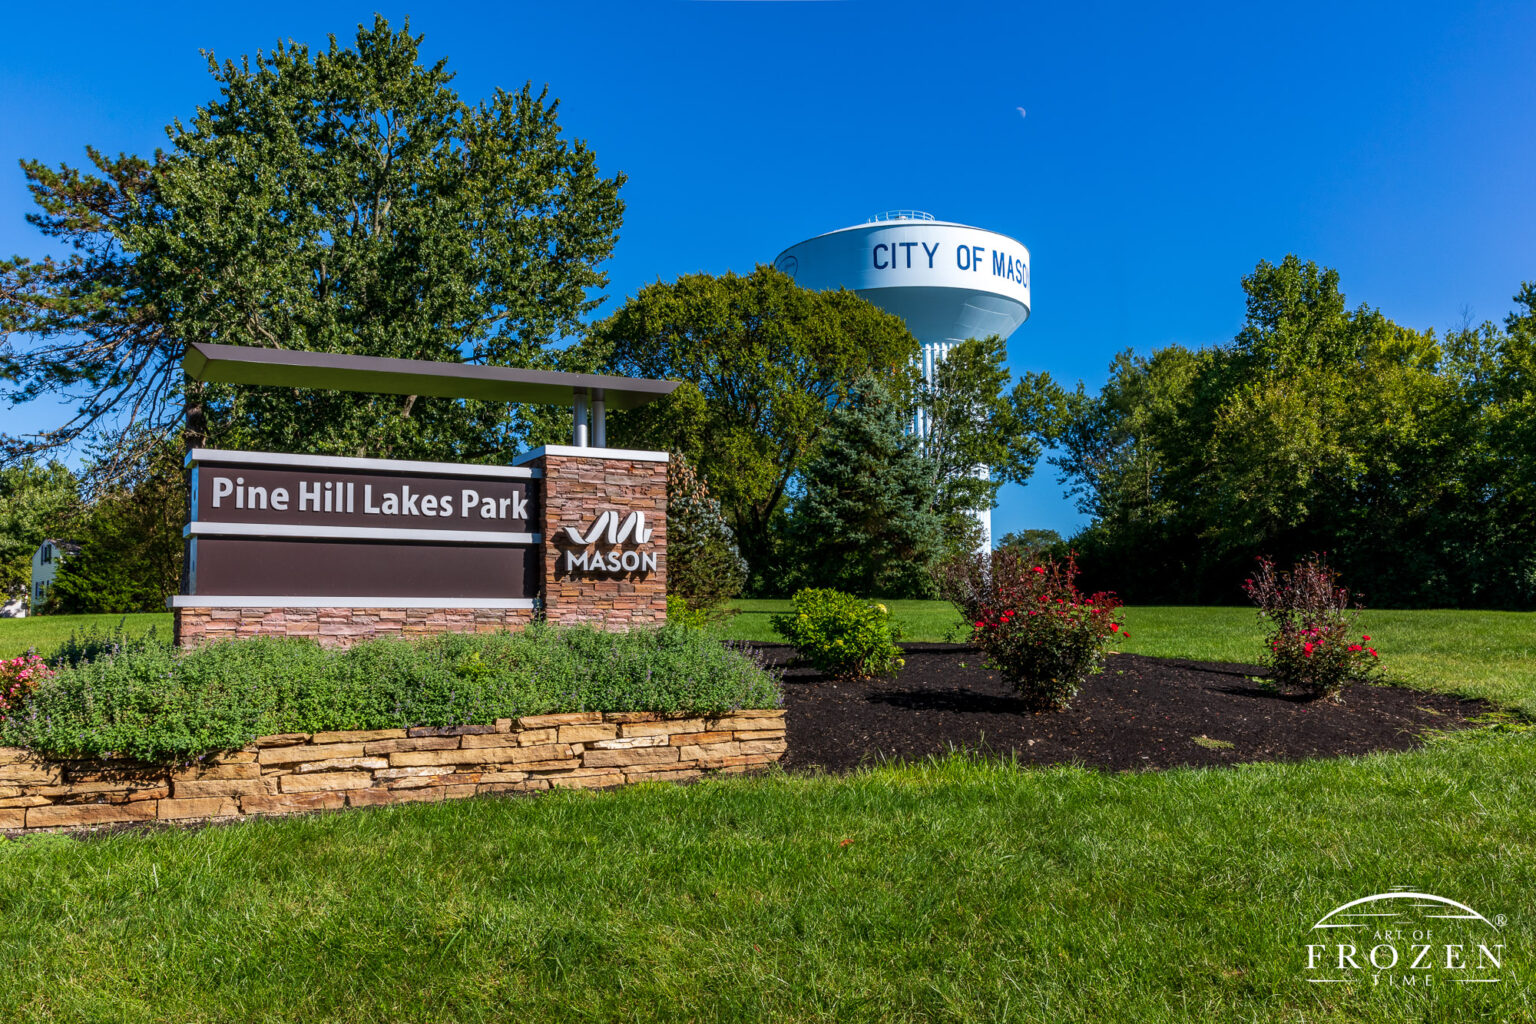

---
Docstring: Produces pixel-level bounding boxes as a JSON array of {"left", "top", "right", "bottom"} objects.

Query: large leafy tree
[
  {"left": 1035, "top": 255, "right": 1536, "bottom": 607},
  {"left": 780, "top": 377, "right": 943, "bottom": 598},
  {"left": 914, "top": 334, "right": 1060, "bottom": 554},
  {"left": 0, "top": 16, "right": 624, "bottom": 467},
  {"left": 0, "top": 460, "right": 79, "bottom": 600},
  {"left": 590, "top": 266, "right": 920, "bottom": 583}
]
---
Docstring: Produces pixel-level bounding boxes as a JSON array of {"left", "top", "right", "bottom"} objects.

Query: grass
[
  {"left": 0, "top": 613, "right": 168, "bottom": 658},
  {"left": 1, "top": 606, "right": 1533, "bottom": 1020},
  {"left": 1, "top": 734, "right": 1532, "bottom": 1022}
]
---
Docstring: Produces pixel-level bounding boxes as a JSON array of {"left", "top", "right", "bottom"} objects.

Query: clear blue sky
[{"left": 3, "top": 1, "right": 1534, "bottom": 539}]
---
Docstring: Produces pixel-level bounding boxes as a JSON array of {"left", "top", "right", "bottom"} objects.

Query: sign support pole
[{"left": 572, "top": 391, "right": 589, "bottom": 447}]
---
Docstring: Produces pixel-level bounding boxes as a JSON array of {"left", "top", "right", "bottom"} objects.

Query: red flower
[
  {"left": 1032, "top": 566, "right": 1046, "bottom": 574},
  {"left": 1362, "top": 635, "right": 1371, "bottom": 642},
  {"left": 1109, "top": 622, "right": 1120, "bottom": 632}
]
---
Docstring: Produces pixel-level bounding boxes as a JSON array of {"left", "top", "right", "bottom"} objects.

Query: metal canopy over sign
[
  {"left": 170, "top": 344, "right": 670, "bottom": 636},
  {"left": 183, "top": 342, "right": 679, "bottom": 410}
]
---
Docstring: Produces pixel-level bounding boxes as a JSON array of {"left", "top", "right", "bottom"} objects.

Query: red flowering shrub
[
  {"left": 935, "top": 549, "right": 1124, "bottom": 710},
  {"left": 1242, "top": 554, "right": 1379, "bottom": 700},
  {"left": 0, "top": 652, "right": 52, "bottom": 723}
]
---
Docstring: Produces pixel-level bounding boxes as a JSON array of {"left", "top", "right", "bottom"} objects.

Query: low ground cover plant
[
  {"left": 936, "top": 549, "right": 1124, "bottom": 710},
  {"left": 1243, "top": 554, "right": 1380, "bottom": 699},
  {"left": 770, "top": 588, "right": 904, "bottom": 678},
  {"left": 0, "top": 623, "right": 780, "bottom": 763}
]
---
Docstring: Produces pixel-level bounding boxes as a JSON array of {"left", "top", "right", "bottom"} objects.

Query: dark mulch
[{"left": 765, "top": 643, "right": 1491, "bottom": 773}]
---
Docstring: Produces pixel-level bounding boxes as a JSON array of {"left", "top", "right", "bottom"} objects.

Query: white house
[{"left": 29, "top": 539, "right": 80, "bottom": 612}]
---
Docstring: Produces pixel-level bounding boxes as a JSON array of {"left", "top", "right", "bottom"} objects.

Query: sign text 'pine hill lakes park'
[
  {"left": 184, "top": 449, "right": 660, "bottom": 602},
  {"left": 171, "top": 343, "right": 675, "bottom": 639}
]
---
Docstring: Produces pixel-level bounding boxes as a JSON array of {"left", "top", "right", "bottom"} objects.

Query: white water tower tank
[{"left": 775, "top": 212, "right": 1031, "bottom": 549}]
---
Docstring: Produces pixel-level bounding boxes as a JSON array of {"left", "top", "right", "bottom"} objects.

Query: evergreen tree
[
  {"left": 666, "top": 453, "right": 747, "bottom": 612},
  {"left": 782, "top": 377, "right": 943, "bottom": 598}
]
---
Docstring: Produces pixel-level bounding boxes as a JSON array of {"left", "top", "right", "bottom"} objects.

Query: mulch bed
[{"left": 765, "top": 643, "right": 1491, "bottom": 773}]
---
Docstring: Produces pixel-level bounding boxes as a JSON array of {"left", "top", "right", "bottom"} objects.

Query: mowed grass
[
  {"left": 0, "top": 613, "right": 169, "bottom": 658},
  {"left": 1, "top": 609, "right": 1533, "bottom": 1019},
  {"left": 5, "top": 604, "right": 1533, "bottom": 712},
  {"left": 0, "top": 735, "right": 1532, "bottom": 1022}
]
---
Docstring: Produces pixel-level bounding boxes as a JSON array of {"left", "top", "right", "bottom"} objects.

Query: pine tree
[
  {"left": 666, "top": 453, "right": 747, "bottom": 611},
  {"left": 783, "top": 377, "right": 943, "bottom": 598}
]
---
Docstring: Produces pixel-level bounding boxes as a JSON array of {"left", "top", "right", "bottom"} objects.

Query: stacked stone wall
[
  {"left": 174, "top": 606, "right": 538, "bottom": 647},
  {"left": 0, "top": 710, "right": 785, "bottom": 832}
]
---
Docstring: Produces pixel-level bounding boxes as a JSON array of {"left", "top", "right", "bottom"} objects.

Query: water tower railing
[{"left": 867, "top": 210, "right": 936, "bottom": 223}]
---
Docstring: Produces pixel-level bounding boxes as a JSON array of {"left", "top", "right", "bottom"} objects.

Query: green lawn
[
  {"left": 2, "top": 606, "right": 1534, "bottom": 1020},
  {"left": 1, "top": 734, "right": 1531, "bottom": 1022},
  {"left": 0, "top": 613, "right": 169, "bottom": 659}
]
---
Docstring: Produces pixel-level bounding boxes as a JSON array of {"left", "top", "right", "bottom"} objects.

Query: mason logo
[{"left": 562, "top": 511, "right": 657, "bottom": 574}]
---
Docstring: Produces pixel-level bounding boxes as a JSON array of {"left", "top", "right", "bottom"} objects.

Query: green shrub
[
  {"left": 1, "top": 623, "right": 781, "bottom": 763},
  {"left": 666, "top": 594, "right": 714, "bottom": 630},
  {"left": 769, "top": 588, "right": 904, "bottom": 678}
]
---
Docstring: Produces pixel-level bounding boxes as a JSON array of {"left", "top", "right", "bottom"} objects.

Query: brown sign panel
[
  {"left": 192, "top": 464, "right": 537, "bottom": 534},
  {"left": 189, "top": 538, "right": 537, "bottom": 600}
]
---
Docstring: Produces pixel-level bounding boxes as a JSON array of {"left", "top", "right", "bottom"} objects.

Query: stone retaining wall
[
  {"left": 0, "top": 710, "right": 785, "bottom": 832},
  {"left": 174, "top": 606, "right": 538, "bottom": 647}
]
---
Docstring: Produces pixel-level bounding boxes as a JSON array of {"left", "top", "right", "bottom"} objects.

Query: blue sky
[{"left": 3, "top": 1, "right": 1534, "bottom": 538}]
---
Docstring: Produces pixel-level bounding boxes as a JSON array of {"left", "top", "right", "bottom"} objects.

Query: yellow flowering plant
[{"left": 770, "top": 588, "right": 904, "bottom": 678}]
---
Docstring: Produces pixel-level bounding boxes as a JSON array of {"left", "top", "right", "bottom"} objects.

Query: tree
[
  {"left": 48, "top": 444, "right": 184, "bottom": 614},
  {"left": 666, "top": 453, "right": 747, "bottom": 612},
  {"left": 914, "top": 334, "right": 1059, "bottom": 554},
  {"left": 0, "top": 460, "right": 79, "bottom": 600},
  {"left": 779, "top": 377, "right": 943, "bottom": 598},
  {"left": 1, "top": 16, "right": 625, "bottom": 470},
  {"left": 1034, "top": 254, "right": 1536, "bottom": 608},
  {"left": 997, "top": 528, "right": 1064, "bottom": 555},
  {"left": 590, "top": 266, "right": 920, "bottom": 585}
]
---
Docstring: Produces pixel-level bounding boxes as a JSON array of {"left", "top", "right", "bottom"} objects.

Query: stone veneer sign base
[{"left": 0, "top": 710, "right": 785, "bottom": 832}]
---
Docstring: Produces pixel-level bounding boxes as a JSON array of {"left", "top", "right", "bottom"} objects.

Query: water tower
[{"left": 774, "top": 212, "right": 1031, "bottom": 549}]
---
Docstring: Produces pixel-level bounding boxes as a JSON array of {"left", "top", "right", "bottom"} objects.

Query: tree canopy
[
  {"left": 1034, "top": 255, "right": 1536, "bottom": 607},
  {"left": 0, "top": 16, "right": 624, "bottom": 469},
  {"left": 590, "top": 266, "right": 920, "bottom": 584},
  {"left": 915, "top": 334, "right": 1059, "bottom": 555}
]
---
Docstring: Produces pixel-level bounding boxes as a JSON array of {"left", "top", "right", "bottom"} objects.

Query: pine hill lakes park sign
[{"left": 170, "top": 344, "right": 676, "bottom": 646}]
